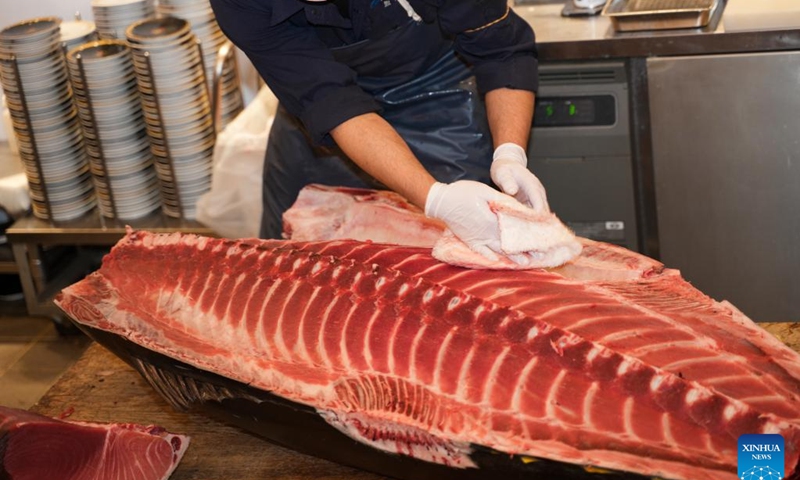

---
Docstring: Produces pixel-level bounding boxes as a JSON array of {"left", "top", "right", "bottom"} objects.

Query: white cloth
[
  {"left": 196, "top": 86, "right": 278, "bottom": 239},
  {"left": 0, "top": 173, "right": 30, "bottom": 217}
]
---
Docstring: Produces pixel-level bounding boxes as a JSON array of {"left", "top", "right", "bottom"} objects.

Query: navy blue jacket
[{"left": 210, "top": 0, "right": 538, "bottom": 144}]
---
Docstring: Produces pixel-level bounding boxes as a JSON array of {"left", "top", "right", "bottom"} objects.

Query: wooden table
[{"left": 31, "top": 323, "right": 800, "bottom": 480}]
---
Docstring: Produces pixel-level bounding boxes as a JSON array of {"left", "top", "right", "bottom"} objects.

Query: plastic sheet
[{"left": 196, "top": 86, "right": 278, "bottom": 238}]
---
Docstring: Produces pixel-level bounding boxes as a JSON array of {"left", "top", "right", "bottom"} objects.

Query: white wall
[{"left": 2, "top": 0, "right": 95, "bottom": 28}]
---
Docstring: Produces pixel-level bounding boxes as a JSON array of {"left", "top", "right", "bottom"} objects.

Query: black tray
[{"left": 78, "top": 323, "right": 651, "bottom": 480}]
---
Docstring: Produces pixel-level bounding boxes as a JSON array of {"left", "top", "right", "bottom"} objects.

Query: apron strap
[{"left": 396, "top": 0, "right": 422, "bottom": 22}]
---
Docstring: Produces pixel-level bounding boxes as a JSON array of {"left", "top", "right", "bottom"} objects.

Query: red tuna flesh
[
  {"left": 0, "top": 406, "right": 189, "bottom": 480},
  {"left": 55, "top": 230, "right": 800, "bottom": 480}
]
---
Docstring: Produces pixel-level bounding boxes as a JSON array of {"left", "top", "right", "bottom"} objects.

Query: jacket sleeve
[
  {"left": 419, "top": 0, "right": 539, "bottom": 94},
  {"left": 210, "top": 0, "right": 380, "bottom": 145}
]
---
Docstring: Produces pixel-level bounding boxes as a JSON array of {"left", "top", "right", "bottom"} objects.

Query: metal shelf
[
  {"left": 0, "top": 262, "right": 19, "bottom": 274},
  {"left": 6, "top": 209, "right": 215, "bottom": 325}
]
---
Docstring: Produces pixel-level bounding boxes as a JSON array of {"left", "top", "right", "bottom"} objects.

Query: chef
[{"left": 210, "top": 0, "right": 548, "bottom": 264}]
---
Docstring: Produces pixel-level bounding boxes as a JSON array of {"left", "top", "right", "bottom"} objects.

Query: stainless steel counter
[
  {"left": 6, "top": 209, "right": 213, "bottom": 245},
  {"left": 517, "top": 4, "right": 615, "bottom": 44},
  {"left": 517, "top": 1, "right": 729, "bottom": 43},
  {"left": 517, "top": 1, "right": 800, "bottom": 61}
]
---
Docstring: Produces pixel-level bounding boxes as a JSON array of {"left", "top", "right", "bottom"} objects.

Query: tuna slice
[
  {"left": 285, "top": 184, "right": 582, "bottom": 269},
  {"left": 0, "top": 405, "right": 189, "bottom": 479},
  {"left": 55, "top": 228, "right": 800, "bottom": 480}
]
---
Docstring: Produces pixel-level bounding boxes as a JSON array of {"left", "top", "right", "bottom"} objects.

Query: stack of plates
[
  {"left": 156, "top": 0, "right": 243, "bottom": 129},
  {"left": 67, "top": 40, "right": 162, "bottom": 220},
  {"left": 0, "top": 17, "right": 96, "bottom": 221},
  {"left": 92, "top": 0, "right": 155, "bottom": 40},
  {"left": 126, "top": 17, "right": 214, "bottom": 219},
  {"left": 60, "top": 20, "right": 98, "bottom": 53}
]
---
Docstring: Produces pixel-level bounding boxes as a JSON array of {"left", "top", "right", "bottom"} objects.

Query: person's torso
[{"left": 287, "top": 0, "right": 454, "bottom": 92}]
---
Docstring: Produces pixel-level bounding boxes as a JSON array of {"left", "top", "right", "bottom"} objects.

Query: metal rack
[
  {"left": 71, "top": 50, "right": 119, "bottom": 219},
  {"left": 135, "top": 38, "right": 214, "bottom": 220},
  {"left": 211, "top": 40, "right": 243, "bottom": 133},
  {"left": 602, "top": 0, "right": 721, "bottom": 31},
  {"left": 141, "top": 49, "right": 183, "bottom": 218},
  {"left": 0, "top": 53, "right": 53, "bottom": 218}
]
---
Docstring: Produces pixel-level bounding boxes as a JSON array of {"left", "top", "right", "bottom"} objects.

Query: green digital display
[{"left": 533, "top": 95, "right": 616, "bottom": 127}]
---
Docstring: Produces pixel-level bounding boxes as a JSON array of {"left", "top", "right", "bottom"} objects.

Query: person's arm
[
  {"left": 329, "top": 88, "right": 538, "bottom": 210},
  {"left": 432, "top": 1, "right": 539, "bottom": 95},
  {"left": 211, "top": 0, "right": 380, "bottom": 145},
  {"left": 431, "top": 1, "right": 548, "bottom": 211},
  {"left": 330, "top": 113, "right": 435, "bottom": 208},
  {"left": 328, "top": 76, "right": 537, "bottom": 211},
  {"left": 485, "top": 87, "right": 535, "bottom": 149},
  {"left": 331, "top": 112, "right": 527, "bottom": 263},
  {"left": 485, "top": 87, "right": 549, "bottom": 212}
]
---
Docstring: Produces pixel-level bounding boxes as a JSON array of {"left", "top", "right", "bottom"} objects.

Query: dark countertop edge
[
  {"left": 6, "top": 210, "right": 215, "bottom": 245},
  {"left": 537, "top": 28, "right": 800, "bottom": 62}
]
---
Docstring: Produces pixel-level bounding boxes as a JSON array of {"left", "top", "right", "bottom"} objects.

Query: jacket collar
[
  {"left": 270, "top": 0, "right": 305, "bottom": 25},
  {"left": 270, "top": 0, "right": 352, "bottom": 28}
]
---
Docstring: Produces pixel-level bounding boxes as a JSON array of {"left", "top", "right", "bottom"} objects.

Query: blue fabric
[
  {"left": 260, "top": 44, "right": 494, "bottom": 239},
  {"left": 210, "top": 0, "right": 538, "bottom": 144}
]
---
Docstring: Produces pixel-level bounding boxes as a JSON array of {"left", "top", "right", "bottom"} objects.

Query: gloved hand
[
  {"left": 425, "top": 180, "right": 523, "bottom": 263},
  {"left": 490, "top": 143, "right": 550, "bottom": 212}
]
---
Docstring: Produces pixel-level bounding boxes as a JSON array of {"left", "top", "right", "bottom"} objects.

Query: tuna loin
[
  {"left": 55, "top": 230, "right": 800, "bottom": 480},
  {"left": 283, "top": 185, "right": 445, "bottom": 247},
  {"left": 0, "top": 406, "right": 189, "bottom": 479},
  {"left": 283, "top": 184, "right": 660, "bottom": 280},
  {"left": 284, "top": 184, "right": 582, "bottom": 269}
]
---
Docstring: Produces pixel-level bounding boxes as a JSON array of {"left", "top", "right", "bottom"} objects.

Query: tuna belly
[{"left": 0, "top": 406, "right": 189, "bottom": 480}]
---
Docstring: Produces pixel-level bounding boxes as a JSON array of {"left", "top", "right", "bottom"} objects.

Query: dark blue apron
[{"left": 260, "top": 20, "right": 494, "bottom": 239}]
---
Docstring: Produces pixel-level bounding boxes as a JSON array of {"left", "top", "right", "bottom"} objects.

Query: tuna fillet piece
[
  {"left": 284, "top": 184, "right": 582, "bottom": 269},
  {"left": 0, "top": 405, "right": 189, "bottom": 480},
  {"left": 55, "top": 230, "right": 800, "bottom": 480},
  {"left": 283, "top": 185, "right": 445, "bottom": 247},
  {"left": 283, "top": 184, "right": 657, "bottom": 280}
]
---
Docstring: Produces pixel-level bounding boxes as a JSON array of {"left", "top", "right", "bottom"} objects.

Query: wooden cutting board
[
  {"left": 31, "top": 322, "right": 800, "bottom": 480},
  {"left": 32, "top": 342, "right": 383, "bottom": 480}
]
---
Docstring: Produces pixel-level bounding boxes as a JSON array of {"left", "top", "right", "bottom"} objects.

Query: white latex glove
[
  {"left": 425, "top": 180, "right": 523, "bottom": 263},
  {"left": 490, "top": 143, "right": 550, "bottom": 212}
]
